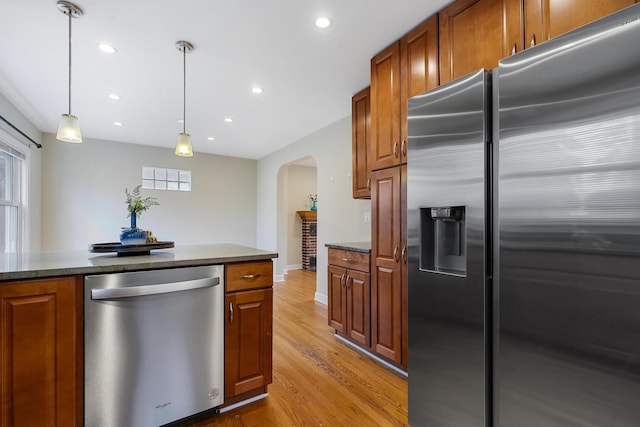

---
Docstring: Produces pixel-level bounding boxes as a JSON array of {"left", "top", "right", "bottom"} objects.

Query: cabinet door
[
  {"left": 525, "top": 0, "right": 636, "bottom": 45},
  {"left": 439, "top": 0, "right": 511, "bottom": 84},
  {"left": 0, "top": 277, "right": 79, "bottom": 427},
  {"left": 400, "top": 164, "right": 408, "bottom": 368},
  {"left": 346, "top": 269, "right": 371, "bottom": 348},
  {"left": 370, "top": 41, "right": 401, "bottom": 171},
  {"left": 327, "top": 265, "right": 347, "bottom": 333},
  {"left": 400, "top": 15, "right": 439, "bottom": 163},
  {"left": 225, "top": 288, "right": 273, "bottom": 399},
  {"left": 352, "top": 87, "right": 371, "bottom": 199},
  {"left": 371, "top": 167, "right": 403, "bottom": 364}
]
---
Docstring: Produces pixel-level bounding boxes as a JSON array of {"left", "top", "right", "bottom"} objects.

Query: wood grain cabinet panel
[
  {"left": 225, "top": 261, "right": 273, "bottom": 401},
  {"left": 352, "top": 87, "right": 371, "bottom": 199},
  {"left": 225, "top": 288, "right": 273, "bottom": 399},
  {"left": 400, "top": 14, "right": 439, "bottom": 161},
  {"left": 439, "top": 0, "right": 511, "bottom": 84},
  {"left": 328, "top": 249, "right": 371, "bottom": 348},
  {"left": 371, "top": 166, "right": 404, "bottom": 365},
  {"left": 370, "top": 42, "right": 402, "bottom": 171},
  {"left": 0, "top": 276, "right": 80, "bottom": 427}
]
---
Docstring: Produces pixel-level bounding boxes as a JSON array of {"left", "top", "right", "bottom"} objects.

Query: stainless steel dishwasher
[{"left": 84, "top": 265, "right": 224, "bottom": 427}]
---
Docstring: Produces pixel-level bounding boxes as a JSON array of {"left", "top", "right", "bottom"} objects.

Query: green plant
[{"left": 125, "top": 185, "right": 159, "bottom": 217}]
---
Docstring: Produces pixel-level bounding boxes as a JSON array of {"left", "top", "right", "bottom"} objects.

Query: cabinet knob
[
  {"left": 401, "top": 139, "right": 407, "bottom": 157},
  {"left": 240, "top": 274, "right": 261, "bottom": 279},
  {"left": 346, "top": 275, "right": 351, "bottom": 288},
  {"left": 341, "top": 273, "right": 346, "bottom": 286},
  {"left": 530, "top": 34, "right": 536, "bottom": 47},
  {"left": 341, "top": 258, "right": 352, "bottom": 262},
  {"left": 402, "top": 246, "right": 407, "bottom": 264},
  {"left": 511, "top": 43, "right": 517, "bottom": 55},
  {"left": 229, "top": 302, "right": 234, "bottom": 324},
  {"left": 367, "top": 178, "right": 371, "bottom": 191},
  {"left": 394, "top": 246, "right": 400, "bottom": 262},
  {"left": 393, "top": 142, "right": 398, "bottom": 159}
]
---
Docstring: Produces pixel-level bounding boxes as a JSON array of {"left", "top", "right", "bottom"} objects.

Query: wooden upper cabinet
[
  {"left": 524, "top": 0, "right": 636, "bottom": 46},
  {"left": 509, "top": 0, "right": 636, "bottom": 55},
  {"left": 370, "top": 41, "right": 401, "bottom": 171},
  {"left": 439, "top": 0, "right": 512, "bottom": 84},
  {"left": 352, "top": 87, "right": 371, "bottom": 199},
  {"left": 400, "top": 15, "right": 439, "bottom": 163}
]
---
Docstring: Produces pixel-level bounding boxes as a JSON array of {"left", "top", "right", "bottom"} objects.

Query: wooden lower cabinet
[
  {"left": 328, "top": 263, "right": 371, "bottom": 348},
  {"left": 0, "top": 276, "right": 81, "bottom": 427},
  {"left": 370, "top": 165, "right": 407, "bottom": 368},
  {"left": 224, "top": 261, "right": 273, "bottom": 401}
]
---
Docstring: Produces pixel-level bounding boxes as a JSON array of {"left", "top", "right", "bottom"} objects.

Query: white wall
[
  {"left": 257, "top": 117, "right": 371, "bottom": 303},
  {"left": 41, "top": 133, "right": 257, "bottom": 251},
  {"left": 286, "top": 164, "right": 317, "bottom": 268}
]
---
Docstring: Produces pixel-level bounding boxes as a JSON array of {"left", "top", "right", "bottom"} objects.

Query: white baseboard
[
  {"left": 286, "top": 264, "right": 302, "bottom": 271},
  {"left": 314, "top": 292, "right": 328, "bottom": 305},
  {"left": 274, "top": 274, "right": 285, "bottom": 283}
]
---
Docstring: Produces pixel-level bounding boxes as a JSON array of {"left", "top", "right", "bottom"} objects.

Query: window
[
  {"left": 0, "top": 135, "right": 26, "bottom": 254},
  {"left": 142, "top": 166, "right": 191, "bottom": 191}
]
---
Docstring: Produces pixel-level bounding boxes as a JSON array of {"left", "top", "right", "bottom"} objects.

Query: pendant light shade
[
  {"left": 175, "top": 132, "right": 193, "bottom": 156},
  {"left": 175, "top": 41, "right": 194, "bottom": 157},
  {"left": 56, "top": 113, "right": 82, "bottom": 143},
  {"left": 56, "top": 1, "right": 83, "bottom": 143}
]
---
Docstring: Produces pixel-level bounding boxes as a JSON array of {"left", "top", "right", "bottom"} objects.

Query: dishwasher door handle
[{"left": 91, "top": 277, "right": 220, "bottom": 300}]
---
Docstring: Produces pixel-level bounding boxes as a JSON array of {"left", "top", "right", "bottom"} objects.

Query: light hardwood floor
[{"left": 192, "top": 269, "right": 408, "bottom": 426}]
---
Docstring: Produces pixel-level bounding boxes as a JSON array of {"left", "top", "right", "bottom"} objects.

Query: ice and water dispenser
[{"left": 420, "top": 206, "right": 466, "bottom": 276}]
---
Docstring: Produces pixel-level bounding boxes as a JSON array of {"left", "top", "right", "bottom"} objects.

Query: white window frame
[{"left": 0, "top": 127, "right": 30, "bottom": 253}]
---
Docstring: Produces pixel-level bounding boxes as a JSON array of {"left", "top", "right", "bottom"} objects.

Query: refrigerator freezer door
[
  {"left": 496, "top": 6, "right": 640, "bottom": 426},
  {"left": 407, "top": 69, "right": 490, "bottom": 426}
]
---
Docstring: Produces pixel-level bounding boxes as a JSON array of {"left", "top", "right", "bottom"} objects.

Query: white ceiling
[{"left": 0, "top": 0, "right": 451, "bottom": 160}]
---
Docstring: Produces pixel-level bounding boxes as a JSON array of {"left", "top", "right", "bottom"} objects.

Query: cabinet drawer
[
  {"left": 328, "top": 249, "right": 370, "bottom": 272},
  {"left": 226, "top": 261, "right": 273, "bottom": 292}
]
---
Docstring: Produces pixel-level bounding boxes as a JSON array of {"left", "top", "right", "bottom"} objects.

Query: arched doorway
[{"left": 275, "top": 156, "right": 317, "bottom": 280}]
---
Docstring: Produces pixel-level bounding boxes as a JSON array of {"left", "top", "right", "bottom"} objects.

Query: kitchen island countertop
[
  {"left": 324, "top": 241, "right": 371, "bottom": 253},
  {"left": 0, "top": 243, "right": 278, "bottom": 281}
]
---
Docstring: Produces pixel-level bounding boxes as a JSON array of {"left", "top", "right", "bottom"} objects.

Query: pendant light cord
[
  {"left": 182, "top": 47, "right": 186, "bottom": 134},
  {"left": 68, "top": 12, "right": 72, "bottom": 115}
]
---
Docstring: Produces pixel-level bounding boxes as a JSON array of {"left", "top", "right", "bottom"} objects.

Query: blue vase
[
  {"left": 311, "top": 201, "right": 317, "bottom": 211},
  {"left": 120, "top": 214, "right": 148, "bottom": 245}
]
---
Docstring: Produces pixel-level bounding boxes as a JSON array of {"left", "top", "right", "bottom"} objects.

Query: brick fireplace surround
[{"left": 296, "top": 210, "right": 317, "bottom": 271}]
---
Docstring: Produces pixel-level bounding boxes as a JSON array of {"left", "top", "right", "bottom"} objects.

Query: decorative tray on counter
[{"left": 89, "top": 241, "right": 175, "bottom": 256}]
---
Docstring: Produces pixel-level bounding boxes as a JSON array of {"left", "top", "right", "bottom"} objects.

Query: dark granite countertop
[
  {"left": 0, "top": 244, "right": 278, "bottom": 281},
  {"left": 325, "top": 241, "right": 371, "bottom": 253}
]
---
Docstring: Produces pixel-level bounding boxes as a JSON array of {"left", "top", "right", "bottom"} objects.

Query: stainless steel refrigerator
[{"left": 407, "top": 4, "right": 640, "bottom": 426}]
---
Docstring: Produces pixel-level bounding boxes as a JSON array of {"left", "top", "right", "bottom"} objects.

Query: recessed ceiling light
[
  {"left": 315, "top": 17, "right": 332, "bottom": 29},
  {"left": 113, "top": 121, "right": 123, "bottom": 127},
  {"left": 252, "top": 87, "right": 264, "bottom": 94},
  {"left": 98, "top": 43, "right": 117, "bottom": 54},
  {"left": 224, "top": 118, "right": 233, "bottom": 123},
  {"left": 108, "top": 93, "right": 121, "bottom": 100},
  {"left": 207, "top": 137, "right": 215, "bottom": 141}
]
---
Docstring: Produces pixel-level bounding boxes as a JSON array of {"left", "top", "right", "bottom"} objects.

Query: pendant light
[
  {"left": 56, "top": 0, "right": 83, "bottom": 143},
  {"left": 175, "top": 41, "right": 194, "bottom": 157}
]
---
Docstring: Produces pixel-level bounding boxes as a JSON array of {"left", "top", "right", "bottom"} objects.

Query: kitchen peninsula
[{"left": 0, "top": 243, "right": 277, "bottom": 426}]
